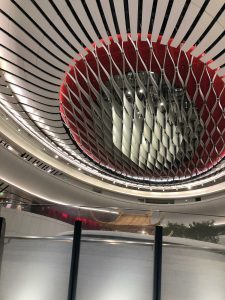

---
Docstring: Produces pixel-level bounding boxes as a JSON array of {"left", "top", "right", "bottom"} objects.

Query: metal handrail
[{"left": 3, "top": 233, "right": 225, "bottom": 254}]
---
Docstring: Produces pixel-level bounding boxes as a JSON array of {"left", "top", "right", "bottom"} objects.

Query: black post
[
  {"left": 0, "top": 218, "right": 6, "bottom": 272},
  {"left": 153, "top": 226, "right": 163, "bottom": 300},
  {"left": 67, "top": 220, "right": 82, "bottom": 300}
]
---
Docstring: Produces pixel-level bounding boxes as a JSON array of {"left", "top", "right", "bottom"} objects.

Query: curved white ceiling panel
[{"left": 0, "top": 0, "right": 225, "bottom": 196}]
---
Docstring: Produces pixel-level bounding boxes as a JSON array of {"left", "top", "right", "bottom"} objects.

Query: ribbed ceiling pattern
[{"left": 0, "top": 0, "right": 225, "bottom": 187}]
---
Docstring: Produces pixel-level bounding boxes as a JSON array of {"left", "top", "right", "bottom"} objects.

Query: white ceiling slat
[
  {"left": 201, "top": 36, "right": 225, "bottom": 63},
  {"left": 151, "top": 0, "right": 169, "bottom": 42},
  {"left": 191, "top": 11, "right": 225, "bottom": 57},
  {"left": 171, "top": 0, "right": 205, "bottom": 48},
  {"left": 70, "top": 0, "right": 102, "bottom": 47},
  {"left": 0, "top": 47, "right": 61, "bottom": 87},
  {"left": 208, "top": 53, "right": 225, "bottom": 70},
  {"left": 141, "top": 0, "right": 153, "bottom": 41},
  {"left": 1, "top": 15, "right": 69, "bottom": 70},
  {"left": 14, "top": 0, "right": 77, "bottom": 61},
  {"left": 4, "top": 84, "right": 56, "bottom": 105},
  {"left": 52, "top": 1, "right": 94, "bottom": 52},
  {"left": 128, "top": 0, "right": 139, "bottom": 41},
  {"left": 113, "top": 0, "right": 127, "bottom": 41},
  {"left": 1, "top": 58, "right": 59, "bottom": 92},
  {"left": 161, "top": 0, "right": 186, "bottom": 45},
  {"left": 85, "top": 0, "right": 110, "bottom": 45},
  {"left": 182, "top": 1, "right": 224, "bottom": 52},
  {"left": 216, "top": 66, "right": 225, "bottom": 77},
  {"left": 26, "top": 109, "right": 61, "bottom": 122},
  {"left": 181, "top": 15, "right": 213, "bottom": 52},
  {"left": 4, "top": 72, "right": 58, "bottom": 99},
  {"left": 100, "top": 0, "right": 118, "bottom": 42},
  {"left": 1, "top": 31, "right": 64, "bottom": 78},
  {"left": 35, "top": 0, "right": 87, "bottom": 56},
  {"left": 19, "top": 98, "right": 59, "bottom": 113}
]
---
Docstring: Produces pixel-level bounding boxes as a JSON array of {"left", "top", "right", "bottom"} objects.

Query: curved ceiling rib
[{"left": 0, "top": 0, "right": 225, "bottom": 194}]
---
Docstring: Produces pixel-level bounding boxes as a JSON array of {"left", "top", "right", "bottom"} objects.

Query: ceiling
[{"left": 1, "top": 0, "right": 225, "bottom": 194}]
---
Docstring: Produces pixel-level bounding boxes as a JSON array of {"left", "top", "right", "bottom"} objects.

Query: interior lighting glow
[{"left": 78, "top": 206, "right": 119, "bottom": 214}]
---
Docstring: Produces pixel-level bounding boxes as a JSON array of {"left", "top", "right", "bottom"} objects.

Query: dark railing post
[
  {"left": 67, "top": 220, "right": 82, "bottom": 300},
  {"left": 153, "top": 226, "right": 163, "bottom": 300},
  {"left": 0, "top": 217, "right": 6, "bottom": 273}
]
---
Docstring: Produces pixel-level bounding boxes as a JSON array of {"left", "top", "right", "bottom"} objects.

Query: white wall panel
[
  {"left": 0, "top": 232, "right": 225, "bottom": 300},
  {"left": 0, "top": 207, "right": 73, "bottom": 236},
  {"left": 0, "top": 238, "right": 72, "bottom": 300}
]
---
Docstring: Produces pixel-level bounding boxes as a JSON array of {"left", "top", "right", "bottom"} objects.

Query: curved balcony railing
[{"left": 0, "top": 230, "right": 225, "bottom": 300}]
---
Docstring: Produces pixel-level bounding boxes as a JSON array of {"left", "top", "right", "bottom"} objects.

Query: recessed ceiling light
[
  {"left": 17, "top": 128, "right": 21, "bottom": 131},
  {"left": 78, "top": 167, "right": 81, "bottom": 171},
  {"left": 54, "top": 155, "right": 58, "bottom": 159}
]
